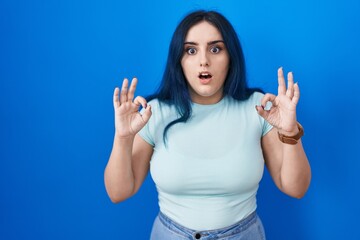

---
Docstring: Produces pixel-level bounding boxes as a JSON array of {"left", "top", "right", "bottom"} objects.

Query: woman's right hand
[{"left": 113, "top": 78, "right": 152, "bottom": 139}]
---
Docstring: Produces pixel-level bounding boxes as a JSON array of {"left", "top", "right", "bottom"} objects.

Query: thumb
[
  {"left": 141, "top": 105, "right": 152, "bottom": 123},
  {"left": 255, "top": 105, "right": 269, "bottom": 119}
]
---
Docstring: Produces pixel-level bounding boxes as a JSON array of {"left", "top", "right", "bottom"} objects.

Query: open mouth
[{"left": 198, "top": 72, "right": 213, "bottom": 79}]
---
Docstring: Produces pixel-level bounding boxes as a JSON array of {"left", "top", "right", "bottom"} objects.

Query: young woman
[{"left": 104, "top": 10, "right": 311, "bottom": 240}]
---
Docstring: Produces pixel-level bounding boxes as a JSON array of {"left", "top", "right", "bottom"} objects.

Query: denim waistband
[{"left": 158, "top": 211, "right": 258, "bottom": 240}]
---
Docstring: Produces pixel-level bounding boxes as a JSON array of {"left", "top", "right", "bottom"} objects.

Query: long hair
[{"left": 147, "top": 10, "right": 262, "bottom": 141}]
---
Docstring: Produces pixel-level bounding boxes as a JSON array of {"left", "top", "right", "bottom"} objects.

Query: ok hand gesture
[
  {"left": 113, "top": 78, "right": 152, "bottom": 139},
  {"left": 256, "top": 68, "right": 300, "bottom": 135}
]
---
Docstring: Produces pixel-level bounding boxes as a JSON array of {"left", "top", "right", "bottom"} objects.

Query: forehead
[{"left": 185, "top": 21, "right": 223, "bottom": 41}]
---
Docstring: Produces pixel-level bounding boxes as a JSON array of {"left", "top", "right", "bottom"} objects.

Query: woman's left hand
[{"left": 256, "top": 67, "right": 299, "bottom": 135}]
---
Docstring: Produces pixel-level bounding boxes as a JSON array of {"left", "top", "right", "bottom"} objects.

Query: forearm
[
  {"left": 279, "top": 140, "right": 311, "bottom": 198},
  {"left": 104, "top": 134, "right": 136, "bottom": 203}
]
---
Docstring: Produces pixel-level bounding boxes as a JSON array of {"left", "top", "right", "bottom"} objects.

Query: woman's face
[{"left": 181, "top": 21, "right": 230, "bottom": 105}]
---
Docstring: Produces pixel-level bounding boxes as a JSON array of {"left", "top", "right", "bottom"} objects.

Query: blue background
[{"left": 1, "top": 0, "right": 360, "bottom": 239}]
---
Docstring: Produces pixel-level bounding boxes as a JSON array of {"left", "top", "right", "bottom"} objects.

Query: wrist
[
  {"left": 114, "top": 132, "right": 135, "bottom": 142},
  {"left": 278, "top": 126, "right": 299, "bottom": 136},
  {"left": 277, "top": 122, "right": 304, "bottom": 145}
]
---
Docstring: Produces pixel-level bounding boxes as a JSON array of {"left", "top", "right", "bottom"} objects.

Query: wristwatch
[{"left": 277, "top": 122, "right": 304, "bottom": 145}]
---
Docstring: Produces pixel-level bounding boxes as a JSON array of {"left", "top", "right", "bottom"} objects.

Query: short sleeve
[{"left": 261, "top": 118, "right": 273, "bottom": 136}]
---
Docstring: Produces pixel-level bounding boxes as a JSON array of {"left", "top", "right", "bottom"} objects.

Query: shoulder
[
  {"left": 144, "top": 98, "right": 178, "bottom": 123},
  {"left": 249, "top": 91, "right": 264, "bottom": 103},
  {"left": 245, "top": 91, "right": 266, "bottom": 109},
  {"left": 147, "top": 98, "right": 160, "bottom": 108},
  {"left": 147, "top": 98, "right": 174, "bottom": 113}
]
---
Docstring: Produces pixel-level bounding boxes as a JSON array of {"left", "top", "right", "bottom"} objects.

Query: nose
[{"left": 199, "top": 52, "right": 209, "bottom": 67}]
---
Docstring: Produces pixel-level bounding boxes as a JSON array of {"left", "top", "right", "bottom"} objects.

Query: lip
[
  {"left": 199, "top": 76, "right": 212, "bottom": 84},
  {"left": 198, "top": 71, "right": 213, "bottom": 84}
]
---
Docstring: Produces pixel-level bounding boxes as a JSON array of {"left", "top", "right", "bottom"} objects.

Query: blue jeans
[{"left": 150, "top": 211, "right": 266, "bottom": 240}]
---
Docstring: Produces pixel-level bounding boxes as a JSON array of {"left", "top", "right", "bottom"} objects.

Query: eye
[
  {"left": 186, "top": 47, "right": 197, "bottom": 55},
  {"left": 210, "top": 46, "right": 221, "bottom": 54}
]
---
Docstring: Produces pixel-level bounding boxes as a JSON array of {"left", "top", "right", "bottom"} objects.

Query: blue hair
[{"left": 147, "top": 10, "right": 262, "bottom": 142}]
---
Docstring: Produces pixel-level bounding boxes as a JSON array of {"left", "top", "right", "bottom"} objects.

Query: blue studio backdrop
[{"left": 1, "top": 0, "right": 360, "bottom": 239}]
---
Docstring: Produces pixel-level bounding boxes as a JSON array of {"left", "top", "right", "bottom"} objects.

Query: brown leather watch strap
[{"left": 277, "top": 122, "right": 304, "bottom": 145}]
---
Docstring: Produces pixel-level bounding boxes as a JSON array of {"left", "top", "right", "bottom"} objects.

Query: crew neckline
[{"left": 191, "top": 95, "right": 227, "bottom": 109}]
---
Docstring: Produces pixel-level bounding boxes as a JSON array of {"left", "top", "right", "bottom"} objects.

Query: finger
[
  {"left": 120, "top": 78, "right": 129, "bottom": 103},
  {"left": 261, "top": 93, "right": 276, "bottom": 108},
  {"left": 255, "top": 105, "right": 269, "bottom": 119},
  {"left": 113, "top": 87, "right": 120, "bottom": 108},
  {"left": 292, "top": 82, "right": 300, "bottom": 105},
  {"left": 278, "top": 67, "right": 286, "bottom": 95},
  {"left": 286, "top": 72, "right": 294, "bottom": 99},
  {"left": 133, "top": 96, "right": 148, "bottom": 109},
  {"left": 127, "top": 77, "right": 138, "bottom": 102},
  {"left": 141, "top": 105, "right": 152, "bottom": 123}
]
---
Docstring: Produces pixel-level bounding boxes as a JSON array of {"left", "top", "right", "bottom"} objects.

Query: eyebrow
[{"left": 184, "top": 40, "right": 225, "bottom": 45}]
